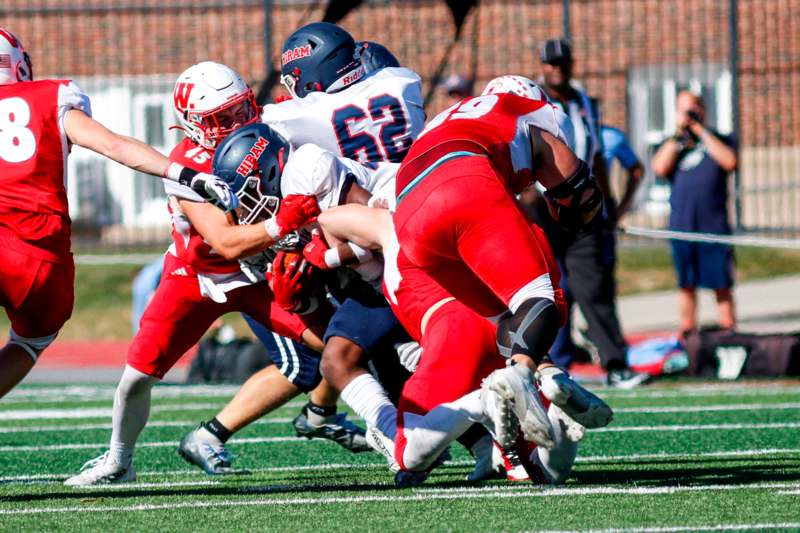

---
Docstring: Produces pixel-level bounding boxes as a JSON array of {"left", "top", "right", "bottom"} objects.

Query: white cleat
[
  {"left": 481, "top": 364, "right": 555, "bottom": 449},
  {"left": 365, "top": 426, "right": 400, "bottom": 473},
  {"left": 536, "top": 366, "right": 614, "bottom": 429},
  {"left": 64, "top": 451, "right": 136, "bottom": 486}
]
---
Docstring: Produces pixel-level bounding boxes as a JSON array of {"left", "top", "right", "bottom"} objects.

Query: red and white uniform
[
  {"left": 393, "top": 93, "right": 569, "bottom": 318},
  {"left": 126, "top": 138, "right": 308, "bottom": 378},
  {"left": 0, "top": 79, "right": 90, "bottom": 337}
]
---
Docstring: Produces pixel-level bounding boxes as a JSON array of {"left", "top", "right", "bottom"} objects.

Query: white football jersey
[
  {"left": 261, "top": 67, "right": 425, "bottom": 164},
  {"left": 281, "top": 143, "right": 398, "bottom": 211}
]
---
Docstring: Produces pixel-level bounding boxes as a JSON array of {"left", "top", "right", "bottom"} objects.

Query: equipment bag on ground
[{"left": 684, "top": 327, "right": 800, "bottom": 379}]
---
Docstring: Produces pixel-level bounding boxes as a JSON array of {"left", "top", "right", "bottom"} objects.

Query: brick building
[{"left": 2, "top": 0, "right": 798, "bottom": 242}]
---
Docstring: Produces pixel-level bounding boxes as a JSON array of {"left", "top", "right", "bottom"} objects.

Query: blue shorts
[
  {"left": 324, "top": 297, "right": 409, "bottom": 353},
  {"left": 243, "top": 314, "right": 321, "bottom": 393},
  {"left": 670, "top": 240, "right": 734, "bottom": 290}
]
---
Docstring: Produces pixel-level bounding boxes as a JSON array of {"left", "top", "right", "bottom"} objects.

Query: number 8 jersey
[
  {"left": 261, "top": 67, "right": 425, "bottom": 164},
  {"left": 0, "top": 79, "right": 91, "bottom": 261}
]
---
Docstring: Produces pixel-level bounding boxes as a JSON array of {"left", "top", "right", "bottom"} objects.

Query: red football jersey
[
  {"left": 397, "top": 93, "right": 569, "bottom": 196},
  {"left": 0, "top": 79, "right": 90, "bottom": 261},
  {"left": 165, "top": 137, "right": 241, "bottom": 275}
]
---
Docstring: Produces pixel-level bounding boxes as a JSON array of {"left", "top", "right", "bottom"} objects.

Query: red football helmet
[{"left": 0, "top": 28, "right": 33, "bottom": 85}]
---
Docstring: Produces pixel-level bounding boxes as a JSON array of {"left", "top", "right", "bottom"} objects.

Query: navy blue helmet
[
  {"left": 212, "top": 123, "right": 289, "bottom": 224},
  {"left": 280, "top": 22, "right": 364, "bottom": 98},
  {"left": 356, "top": 41, "right": 400, "bottom": 73}
]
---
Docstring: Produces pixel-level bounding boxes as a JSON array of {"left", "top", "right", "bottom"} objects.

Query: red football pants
[
  {"left": 394, "top": 155, "right": 557, "bottom": 318},
  {"left": 0, "top": 247, "right": 74, "bottom": 338},
  {"left": 127, "top": 254, "right": 307, "bottom": 378}
]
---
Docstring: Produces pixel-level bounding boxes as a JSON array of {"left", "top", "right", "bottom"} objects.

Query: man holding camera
[{"left": 651, "top": 90, "right": 738, "bottom": 336}]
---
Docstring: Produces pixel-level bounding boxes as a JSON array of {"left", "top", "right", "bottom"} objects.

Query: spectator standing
[
  {"left": 651, "top": 90, "right": 738, "bottom": 335},
  {"left": 521, "top": 38, "right": 649, "bottom": 388}
]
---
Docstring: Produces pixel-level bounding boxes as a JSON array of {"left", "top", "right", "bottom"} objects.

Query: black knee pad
[{"left": 496, "top": 297, "right": 561, "bottom": 363}]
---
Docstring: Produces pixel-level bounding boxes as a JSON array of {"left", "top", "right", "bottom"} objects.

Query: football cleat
[
  {"left": 63, "top": 451, "right": 136, "bottom": 486},
  {"left": 496, "top": 435, "right": 547, "bottom": 484},
  {"left": 481, "top": 364, "right": 555, "bottom": 449},
  {"left": 293, "top": 411, "right": 371, "bottom": 453},
  {"left": 466, "top": 434, "right": 505, "bottom": 482},
  {"left": 536, "top": 366, "right": 613, "bottom": 429},
  {"left": 365, "top": 425, "right": 400, "bottom": 473},
  {"left": 178, "top": 425, "right": 237, "bottom": 475}
]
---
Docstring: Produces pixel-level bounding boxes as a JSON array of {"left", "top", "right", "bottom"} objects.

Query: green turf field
[{"left": 1, "top": 380, "right": 799, "bottom": 532}]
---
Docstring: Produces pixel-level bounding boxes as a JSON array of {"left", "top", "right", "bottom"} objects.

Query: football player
[
  {"left": 391, "top": 76, "right": 614, "bottom": 449},
  {"left": 179, "top": 27, "right": 447, "bottom": 468},
  {"left": 0, "top": 29, "right": 234, "bottom": 400},
  {"left": 310, "top": 201, "right": 581, "bottom": 486},
  {"left": 263, "top": 22, "right": 425, "bottom": 163},
  {"left": 299, "top": 77, "right": 610, "bottom": 486},
  {"left": 64, "top": 62, "right": 359, "bottom": 486}
]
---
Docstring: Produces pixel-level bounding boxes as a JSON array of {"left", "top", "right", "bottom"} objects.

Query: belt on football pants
[{"left": 396, "top": 142, "right": 487, "bottom": 205}]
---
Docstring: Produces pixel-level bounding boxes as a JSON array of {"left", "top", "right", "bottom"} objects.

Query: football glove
[
  {"left": 270, "top": 251, "right": 315, "bottom": 313},
  {"left": 264, "top": 195, "right": 321, "bottom": 240}
]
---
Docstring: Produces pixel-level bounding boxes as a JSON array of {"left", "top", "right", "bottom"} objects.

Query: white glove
[
  {"left": 191, "top": 172, "right": 239, "bottom": 212},
  {"left": 395, "top": 341, "right": 423, "bottom": 373},
  {"left": 165, "top": 162, "right": 238, "bottom": 212}
]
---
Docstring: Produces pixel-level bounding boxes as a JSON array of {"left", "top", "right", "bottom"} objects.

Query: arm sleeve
[{"left": 161, "top": 179, "right": 205, "bottom": 202}]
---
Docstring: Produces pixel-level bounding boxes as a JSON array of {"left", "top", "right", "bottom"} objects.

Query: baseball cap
[
  {"left": 440, "top": 73, "right": 473, "bottom": 96},
  {"left": 540, "top": 38, "right": 573, "bottom": 64}
]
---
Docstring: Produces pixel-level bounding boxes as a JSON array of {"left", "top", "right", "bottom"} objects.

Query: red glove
[
  {"left": 302, "top": 229, "right": 332, "bottom": 270},
  {"left": 270, "top": 251, "right": 310, "bottom": 312},
  {"left": 275, "top": 93, "right": 293, "bottom": 103},
  {"left": 264, "top": 194, "right": 320, "bottom": 239}
]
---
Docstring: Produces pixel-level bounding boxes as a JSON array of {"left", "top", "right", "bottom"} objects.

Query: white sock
[
  {"left": 340, "top": 373, "right": 396, "bottom": 439},
  {"left": 109, "top": 365, "right": 159, "bottom": 466},
  {"left": 196, "top": 425, "right": 223, "bottom": 448}
]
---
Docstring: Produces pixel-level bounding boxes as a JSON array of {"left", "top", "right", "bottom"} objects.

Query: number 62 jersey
[{"left": 260, "top": 67, "right": 425, "bottom": 164}]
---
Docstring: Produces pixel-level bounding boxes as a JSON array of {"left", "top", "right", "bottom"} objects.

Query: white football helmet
[
  {"left": 172, "top": 61, "right": 259, "bottom": 150},
  {"left": 0, "top": 28, "right": 33, "bottom": 85},
  {"left": 482, "top": 75, "right": 548, "bottom": 102}
]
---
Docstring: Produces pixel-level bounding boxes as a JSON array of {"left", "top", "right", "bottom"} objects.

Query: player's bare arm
[
  {"left": 316, "top": 203, "right": 392, "bottom": 251},
  {"left": 531, "top": 127, "right": 603, "bottom": 230},
  {"left": 178, "top": 199, "right": 277, "bottom": 261},
  {"left": 63, "top": 108, "right": 236, "bottom": 211}
]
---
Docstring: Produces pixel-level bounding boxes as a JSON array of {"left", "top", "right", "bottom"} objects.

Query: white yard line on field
[
  {"left": 536, "top": 522, "right": 800, "bottom": 533},
  {"left": 3, "top": 420, "right": 799, "bottom": 437},
  {"left": 575, "top": 447, "right": 800, "bottom": 463},
  {"left": 0, "top": 418, "right": 293, "bottom": 434},
  {"left": 0, "top": 401, "right": 307, "bottom": 421},
  {"left": 2, "top": 400, "right": 796, "bottom": 423},
  {"left": 0, "top": 436, "right": 303, "bottom": 452},
  {"left": 1, "top": 481, "right": 798, "bottom": 515},
  {"left": 4, "top": 421, "right": 799, "bottom": 451},
  {"left": 597, "top": 384, "right": 800, "bottom": 399},
  {"left": 591, "top": 422, "right": 800, "bottom": 433},
  {"left": 2, "top": 447, "right": 798, "bottom": 484},
  {"left": 614, "top": 402, "right": 800, "bottom": 413}
]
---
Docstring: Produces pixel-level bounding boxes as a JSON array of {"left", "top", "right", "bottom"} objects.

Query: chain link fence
[{"left": 2, "top": 0, "right": 798, "bottom": 252}]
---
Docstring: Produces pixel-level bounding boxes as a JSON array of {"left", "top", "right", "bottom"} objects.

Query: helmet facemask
[
  {"left": 232, "top": 144, "right": 286, "bottom": 225},
  {"left": 234, "top": 175, "right": 280, "bottom": 225},
  {"left": 187, "top": 89, "right": 259, "bottom": 149}
]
